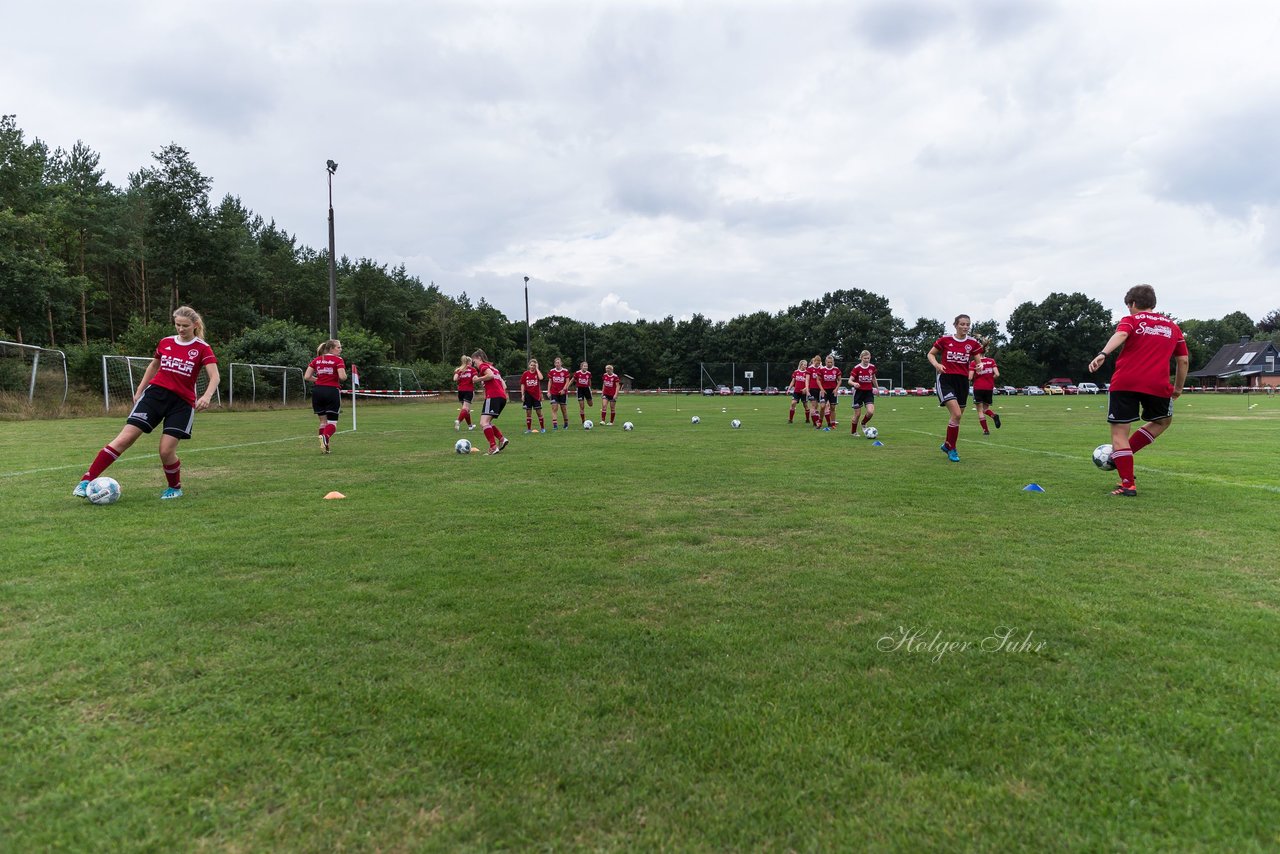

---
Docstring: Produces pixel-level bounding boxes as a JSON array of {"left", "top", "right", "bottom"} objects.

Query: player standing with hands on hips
[
  {"left": 928, "top": 314, "right": 983, "bottom": 462},
  {"left": 1088, "top": 284, "right": 1189, "bottom": 497},
  {"left": 73, "top": 306, "right": 220, "bottom": 499},
  {"left": 303, "top": 339, "right": 347, "bottom": 454}
]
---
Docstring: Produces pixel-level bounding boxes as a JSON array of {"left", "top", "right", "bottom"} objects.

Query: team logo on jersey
[
  {"left": 188, "top": 348, "right": 200, "bottom": 359},
  {"left": 1134, "top": 322, "right": 1173, "bottom": 338}
]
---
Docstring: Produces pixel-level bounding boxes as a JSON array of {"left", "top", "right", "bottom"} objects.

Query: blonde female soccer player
[{"left": 303, "top": 339, "right": 348, "bottom": 453}]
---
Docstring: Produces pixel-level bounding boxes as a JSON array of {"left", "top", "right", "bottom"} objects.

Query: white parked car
[
  {"left": 1077, "top": 382, "right": 1100, "bottom": 394},
  {"left": 1024, "top": 385, "right": 1045, "bottom": 396}
]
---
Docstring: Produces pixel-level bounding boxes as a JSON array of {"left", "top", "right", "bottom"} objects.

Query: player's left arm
[
  {"left": 1089, "top": 331, "right": 1129, "bottom": 373},
  {"left": 197, "top": 362, "right": 221, "bottom": 411}
]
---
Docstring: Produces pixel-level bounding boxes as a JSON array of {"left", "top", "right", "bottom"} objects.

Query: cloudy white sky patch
[{"left": 6, "top": 0, "right": 1279, "bottom": 328}]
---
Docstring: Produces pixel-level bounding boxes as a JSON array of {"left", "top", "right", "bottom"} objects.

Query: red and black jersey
[
  {"left": 849, "top": 363, "right": 877, "bottom": 390},
  {"left": 971, "top": 357, "right": 997, "bottom": 391},
  {"left": 574, "top": 369, "right": 592, "bottom": 389},
  {"left": 151, "top": 336, "right": 217, "bottom": 405},
  {"left": 789, "top": 369, "right": 809, "bottom": 392},
  {"left": 932, "top": 335, "right": 983, "bottom": 375},
  {"left": 455, "top": 366, "right": 476, "bottom": 392},
  {"left": 601, "top": 373, "right": 620, "bottom": 396},
  {"left": 1112, "top": 313, "right": 1188, "bottom": 396},
  {"left": 521, "top": 370, "right": 542, "bottom": 400},
  {"left": 308, "top": 354, "right": 345, "bottom": 388},
  {"left": 547, "top": 368, "right": 570, "bottom": 395},
  {"left": 474, "top": 361, "right": 508, "bottom": 399},
  {"left": 819, "top": 366, "right": 842, "bottom": 389}
]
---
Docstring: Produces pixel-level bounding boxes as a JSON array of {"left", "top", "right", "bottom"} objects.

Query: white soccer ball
[
  {"left": 455, "top": 439, "right": 472, "bottom": 454},
  {"left": 691, "top": 416, "right": 700, "bottom": 424},
  {"left": 86, "top": 476, "right": 121, "bottom": 505},
  {"left": 623, "top": 421, "right": 634, "bottom": 430},
  {"left": 1092, "top": 443, "right": 1115, "bottom": 471},
  {"left": 583, "top": 419, "right": 594, "bottom": 430},
  {"left": 731, "top": 419, "right": 742, "bottom": 429},
  {"left": 864, "top": 426, "right": 878, "bottom": 439}
]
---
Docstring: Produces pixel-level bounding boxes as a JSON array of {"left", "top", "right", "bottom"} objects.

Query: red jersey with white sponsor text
[
  {"left": 971, "top": 357, "right": 997, "bottom": 391},
  {"left": 574, "top": 369, "right": 592, "bottom": 389},
  {"left": 547, "top": 368, "right": 570, "bottom": 395},
  {"left": 850, "top": 363, "right": 877, "bottom": 391},
  {"left": 521, "top": 370, "right": 542, "bottom": 400},
  {"left": 601, "top": 373, "right": 620, "bottom": 396},
  {"left": 807, "top": 364, "right": 821, "bottom": 389},
  {"left": 308, "top": 354, "right": 345, "bottom": 388},
  {"left": 1112, "top": 312, "right": 1188, "bottom": 396},
  {"left": 819, "top": 366, "right": 841, "bottom": 389},
  {"left": 932, "top": 335, "right": 983, "bottom": 375},
  {"left": 474, "top": 360, "right": 507, "bottom": 399},
  {"left": 151, "top": 336, "right": 217, "bottom": 405},
  {"left": 789, "top": 369, "right": 809, "bottom": 392},
  {"left": 455, "top": 366, "right": 476, "bottom": 392}
]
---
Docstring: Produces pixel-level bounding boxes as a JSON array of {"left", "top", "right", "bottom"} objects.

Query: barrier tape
[{"left": 344, "top": 390, "right": 441, "bottom": 398}]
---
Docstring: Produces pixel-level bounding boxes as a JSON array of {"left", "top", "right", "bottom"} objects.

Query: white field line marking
[
  {"left": 903, "top": 429, "right": 1280, "bottom": 494},
  {"left": 0, "top": 430, "right": 362, "bottom": 480}
]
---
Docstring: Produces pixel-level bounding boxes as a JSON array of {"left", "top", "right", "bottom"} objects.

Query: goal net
[
  {"left": 227, "top": 363, "right": 307, "bottom": 408},
  {"left": 0, "top": 340, "right": 68, "bottom": 407},
  {"left": 102, "top": 354, "right": 222, "bottom": 412}
]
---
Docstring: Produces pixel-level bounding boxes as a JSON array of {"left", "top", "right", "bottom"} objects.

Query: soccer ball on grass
[
  {"left": 863, "top": 426, "right": 878, "bottom": 439},
  {"left": 691, "top": 416, "right": 700, "bottom": 424},
  {"left": 622, "top": 422, "right": 634, "bottom": 430},
  {"left": 1092, "top": 444, "right": 1115, "bottom": 471},
  {"left": 455, "top": 439, "right": 472, "bottom": 454},
  {"left": 730, "top": 419, "right": 742, "bottom": 429},
  {"left": 86, "top": 476, "right": 121, "bottom": 505},
  {"left": 584, "top": 420, "right": 594, "bottom": 430}
]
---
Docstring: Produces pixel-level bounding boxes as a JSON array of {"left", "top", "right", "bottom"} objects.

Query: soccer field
[{"left": 3, "top": 393, "right": 1278, "bottom": 849}]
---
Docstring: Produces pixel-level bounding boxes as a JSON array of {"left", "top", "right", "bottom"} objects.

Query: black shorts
[
  {"left": 483, "top": 397, "right": 507, "bottom": 419},
  {"left": 852, "top": 389, "right": 876, "bottom": 408},
  {"left": 457, "top": 390, "right": 474, "bottom": 404},
  {"left": 551, "top": 393, "right": 568, "bottom": 405},
  {"left": 127, "top": 385, "right": 195, "bottom": 439},
  {"left": 1107, "top": 390, "right": 1173, "bottom": 424},
  {"left": 823, "top": 389, "right": 838, "bottom": 405},
  {"left": 973, "top": 388, "right": 994, "bottom": 406},
  {"left": 791, "top": 391, "right": 806, "bottom": 403},
  {"left": 522, "top": 393, "right": 542, "bottom": 410},
  {"left": 936, "top": 374, "right": 969, "bottom": 408},
  {"left": 577, "top": 387, "right": 593, "bottom": 404},
  {"left": 311, "top": 385, "right": 342, "bottom": 419},
  {"left": 603, "top": 393, "right": 616, "bottom": 403},
  {"left": 807, "top": 390, "right": 821, "bottom": 402}
]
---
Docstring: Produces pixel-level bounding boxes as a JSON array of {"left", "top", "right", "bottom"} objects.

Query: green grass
[{"left": 3, "top": 392, "right": 1278, "bottom": 850}]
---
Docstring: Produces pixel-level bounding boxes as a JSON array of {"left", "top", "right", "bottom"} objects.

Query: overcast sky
[{"left": 6, "top": 0, "right": 1280, "bottom": 330}]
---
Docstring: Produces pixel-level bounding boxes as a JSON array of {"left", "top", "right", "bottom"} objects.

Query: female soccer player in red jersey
[
  {"left": 819, "top": 354, "right": 842, "bottom": 429},
  {"left": 600, "top": 365, "right": 621, "bottom": 424},
  {"left": 303, "top": 339, "right": 348, "bottom": 453},
  {"left": 1088, "top": 284, "right": 1189, "bottom": 497},
  {"left": 453, "top": 355, "right": 477, "bottom": 431},
  {"left": 73, "top": 306, "right": 220, "bottom": 500},
  {"left": 785, "top": 358, "right": 809, "bottom": 424},
  {"left": 546, "top": 357, "right": 571, "bottom": 430},
  {"left": 573, "top": 361, "right": 593, "bottom": 426},
  {"left": 848, "top": 350, "right": 878, "bottom": 436},
  {"left": 807, "top": 355, "right": 823, "bottom": 428},
  {"left": 521, "top": 358, "right": 546, "bottom": 433},
  {"left": 471, "top": 349, "right": 510, "bottom": 455},
  {"left": 928, "top": 314, "right": 984, "bottom": 462},
  {"left": 969, "top": 343, "right": 1002, "bottom": 435}
]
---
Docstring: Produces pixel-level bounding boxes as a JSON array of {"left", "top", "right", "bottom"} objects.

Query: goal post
[
  {"left": 1, "top": 340, "right": 68, "bottom": 406},
  {"left": 227, "top": 363, "right": 306, "bottom": 408}
]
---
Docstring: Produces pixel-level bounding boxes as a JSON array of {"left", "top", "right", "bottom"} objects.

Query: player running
[
  {"left": 848, "top": 350, "right": 878, "bottom": 437},
  {"left": 600, "top": 365, "right": 621, "bottom": 425},
  {"left": 521, "top": 358, "right": 546, "bottom": 433},
  {"left": 73, "top": 306, "right": 220, "bottom": 500},
  {"left": 786, "top": 359, "right": 810, "bottom": 424},
  {"left": 969, "top": 345, "right": 1002, "bottom": 435},
  {"left": 303, "top": 339, "right": 348, "bottom": 453},
  {"left": 574, "top": 361, "right": 593, "bottom": 426},
  {"left": 546, "top": 357, "right": 571, "bottom": 430},
  {"left": 1087, "top": 284, "right": 1189, "bottom": 497},
  {"left": 453, "top": 355, "right": 476, "bottom": 431},
  {"left": 928, "top": 314, "right": 984, "bottom": 462},
  {"left": 471, "top": 349, "right": 510, "bottom": 455}
]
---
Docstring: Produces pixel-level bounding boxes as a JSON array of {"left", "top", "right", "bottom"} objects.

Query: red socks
[
  {"left": 1130, "top": 427, "right": 1154, "bottom": 454},
  {"left": 483, "top": 426, "right": 497, "bottom": 448},
  {"left": 163, "top": 459, "right": 182, "bottom": 489},
  {"left": 1112, "top": 448, "right": 1135, "bottom": 485},
  {"left": 945, "top": 421, "right": 960, "bottom": 449},
  {"left": 86, "top": 445, "right": 121, "bottom": 480}
]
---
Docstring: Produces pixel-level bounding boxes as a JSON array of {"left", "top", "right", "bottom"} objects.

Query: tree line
[{"left": 3, "top": 114, "right": 1277, "bottom": 395}]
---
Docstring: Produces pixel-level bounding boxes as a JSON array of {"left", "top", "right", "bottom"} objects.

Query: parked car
[
  {"left": 910, "top": 387, "right": 929, "bottom": 396},
  {"left": 702, "top": 387, "right": 715, "bottom": 396},
  {"left": 1000, "top": 385, "right": 1020, "bottom": 395},
  {"left": 892, "top": 387, "right": 908, "bottom": 396},
  {"left": 1077, "top": 382, "right": 1100, "bottom": 394},
  {"left": 764, "top": 386, "right": 779, "bottom": 395},
  {"left": 1064, "top": 385, "right": 1080, "bottom": 395},
  {"left": 732, "top": 385, "right": 744, "bottom": 395},
  {"left": 750, "top": 386, "right": 763, "bottom": 395},
  {"left": 1024, "top": 385, "right": 1045, "bottom": 396},
  {"left": 717, "top": 385, "right": 731, "bottom": 396},
  {"left": 1044, "top": 385, "right": 1064, "bottom": 395}
]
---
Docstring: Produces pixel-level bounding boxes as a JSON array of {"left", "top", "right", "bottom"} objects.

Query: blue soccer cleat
[
  {"left": 73, "top": 479, "right": 90, "bottom": 498},
  {"left": 160, "top": 487, "right": 183, "bottom": 500},
  {"left": 947, "top": 449, "right": 960, "bottom": 463}
]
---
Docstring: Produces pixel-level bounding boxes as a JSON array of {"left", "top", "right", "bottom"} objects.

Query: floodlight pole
[
  {"left": 524, "top": 276, "right": 531, "bottom": 367},
  {"left": 326, "top": 160, "right": 339, "bottom": 339}
]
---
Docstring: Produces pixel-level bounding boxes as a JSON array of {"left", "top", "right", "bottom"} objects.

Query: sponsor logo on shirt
[
  {"left": 160, "top": 354, "right": 197, "bottom": 376},
  {"left": 1134, "top": 321, "right": 1173, "bottom": 338}
]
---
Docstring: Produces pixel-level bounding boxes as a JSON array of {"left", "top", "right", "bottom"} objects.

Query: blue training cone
[
  {"left": 872, "top": 440, "right": 884, "bottom": 446},
  {"left": 1022, "top": 483, "right": 1045, "bottom": 492}
]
